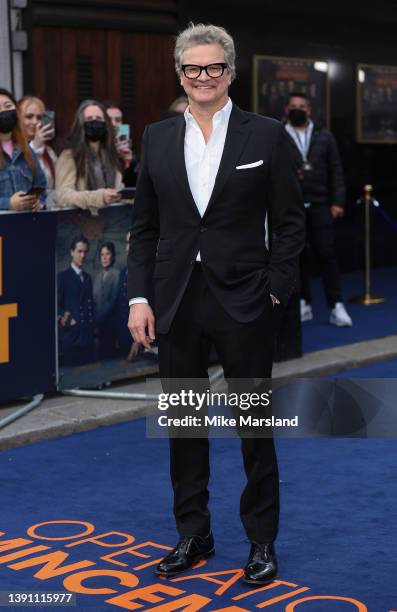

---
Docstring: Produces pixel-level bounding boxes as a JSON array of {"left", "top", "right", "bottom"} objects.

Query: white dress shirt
[
  {"left": 285, "top": 119, "right": 314, "bottom": 162},
  {"left": 71, "top": 263, "right": 84, "bottom": 282}
]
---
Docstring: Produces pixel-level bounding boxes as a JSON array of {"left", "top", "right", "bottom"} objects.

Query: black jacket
[
  {"left": 57, "top": 267, "right": 95, "bottom": 351},
  {"left": 128, "top": 105, "right": 305, "bottom": 334},
  {"left": 287, "top": 125, "right": 346, "bottom": 207}
]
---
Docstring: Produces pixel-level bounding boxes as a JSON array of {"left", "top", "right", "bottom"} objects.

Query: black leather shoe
[
  {"left": 155, "top": 532, "right": 215, "bottom": 576},
  {"left": 243, "top": 542, "right": 277, "bottom": 584}
]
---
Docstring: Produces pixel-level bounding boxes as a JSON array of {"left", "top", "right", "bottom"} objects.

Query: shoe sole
[
  {"left": 242, "top": 574, "right": 277, "bottom": 586},
  {"left": 155, "top": 548, "right": 215, "bottom": 577}
]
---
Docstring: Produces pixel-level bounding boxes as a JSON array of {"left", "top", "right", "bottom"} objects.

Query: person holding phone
[
  {"left": 103, "top": 99, "right": 139, "bottom": 188},
  {"left": 18, "top": 96, "right": 58, "bottom": 205},
  {"left": 0, "top": 88, "right": 46, "bottom": 212},
  {"left": 55, "top": 99, "right": 123, "bottom": 214}
]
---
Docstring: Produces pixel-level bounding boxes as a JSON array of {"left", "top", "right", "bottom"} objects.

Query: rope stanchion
[{"left": 350, "top": 184, "right": 385, "bottom": 306}]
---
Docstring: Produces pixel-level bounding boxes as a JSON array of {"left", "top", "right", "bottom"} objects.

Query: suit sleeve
[
  {"left": 127, "top": 125, "right": 160, "bottom": 302},
  {"left": 268, "top": 124, "right": 306, "bottom": 305}
]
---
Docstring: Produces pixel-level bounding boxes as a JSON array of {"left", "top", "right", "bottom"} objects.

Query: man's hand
[
  {"left": 330, "top": 205, "right": 344, "bottom": 219},
  {"left": 128, "top": 303, "right": 155, "bottom": 351},
  {"left": 9, "top": 192, "right": 40, "bottom": 211}
]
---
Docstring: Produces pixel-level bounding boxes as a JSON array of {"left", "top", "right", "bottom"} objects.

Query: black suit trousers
[
  {"left": 157, "top": 264, "right": 279, "bottom": 543},
  {"left": 300, "top": 203, "right": 342, "bottom": 307}
]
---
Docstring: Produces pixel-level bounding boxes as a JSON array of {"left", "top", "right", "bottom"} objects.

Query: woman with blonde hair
[
  {"left": 55, "top": 99, "right": 123, "bottom": 215},
  {"left": 18, "top": 95, "right": 58, "bottom": 198}
]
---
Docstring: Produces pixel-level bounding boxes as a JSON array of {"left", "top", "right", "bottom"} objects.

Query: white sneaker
[
  {"left": 330, "top": 302, "right": 352, "bottom": 327},
  {"left": 300, "top": 299, "right": 313, "bottom": 322}
]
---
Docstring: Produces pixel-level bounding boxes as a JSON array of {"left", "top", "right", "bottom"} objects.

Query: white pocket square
[{"left": 236, "top": 160, "right": 263, "bottom": 170}]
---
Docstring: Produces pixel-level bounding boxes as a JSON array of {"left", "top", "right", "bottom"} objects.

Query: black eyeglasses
[{"left": 181, "top": 63, "right": 228, "bottom": 79}]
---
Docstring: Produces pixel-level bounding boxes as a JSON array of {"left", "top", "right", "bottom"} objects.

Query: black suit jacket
[
  {"left": 128, "top": 104, "right": 305, "bottom": 334},
  {"left": 58, "top": 267, "right": 95, "bottom": 350}
]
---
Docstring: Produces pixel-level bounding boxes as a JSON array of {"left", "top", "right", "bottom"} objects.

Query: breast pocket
[
  {"left": 18, "top": 167, "right": 34, "bottom": 192},
  {"left": 229, "top": 165, "right": 266, "bottom": 193}
]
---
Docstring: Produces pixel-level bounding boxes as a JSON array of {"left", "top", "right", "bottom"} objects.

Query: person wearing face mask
[
  {"left": 55, "top": 99, "right": 123, "bottom": 215},
  {"left": 284, "top": 92, "right": 352, "bottom": 327},
  {"left": 0, "top": 88, "right": 46, "bottom": 212}
]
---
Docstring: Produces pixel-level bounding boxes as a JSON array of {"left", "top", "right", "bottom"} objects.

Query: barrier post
[{"left": 350, "top": 184, "right": 385, "bottom": 305}]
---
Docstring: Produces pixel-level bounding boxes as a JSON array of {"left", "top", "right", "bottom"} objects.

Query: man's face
[
  {"left": 180, "top": 43, "right": 230, "bottom": 109},
  {"left": 71, "top": 242, "right": 88, "bottom": 268},
  {"left": 285, "top": 96, "right": 311, "bottom": 117}
]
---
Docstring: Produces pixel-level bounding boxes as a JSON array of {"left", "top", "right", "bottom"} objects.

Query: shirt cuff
[
  {"left": 29, "top": 142, "right": 45, "bottom": 156},
  {"left": 129, "top": 298, "right": 149, "bottom": 307}
]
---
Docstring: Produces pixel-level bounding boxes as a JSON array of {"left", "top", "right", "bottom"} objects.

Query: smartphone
[
  {"left": 117, "top": 187, "right": 136, "bottom": 199},
  {"left": 24, "top": 186, "right": 46, "bottom": 196},
  {"left": 117, "top": 123, "right": 130, "bottom": 142},
  {"left": 41, "top": 110, "right": 55, "bottom": 131}
]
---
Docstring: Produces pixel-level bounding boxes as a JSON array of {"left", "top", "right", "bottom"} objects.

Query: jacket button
[{"left": 200, "top": 227, "right": 207, "bottom": 233}]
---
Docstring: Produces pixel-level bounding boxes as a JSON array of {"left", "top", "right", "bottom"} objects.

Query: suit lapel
[
  {"left": 203, "top": 105, "right": 251, "bottom": 219},
  {"left": 169, "top": 116, "right": 202, "bottom": 220}
]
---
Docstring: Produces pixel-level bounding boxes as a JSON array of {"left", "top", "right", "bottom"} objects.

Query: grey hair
[{"left": 174, "top": 22, "right": 236, "bottom": 81}]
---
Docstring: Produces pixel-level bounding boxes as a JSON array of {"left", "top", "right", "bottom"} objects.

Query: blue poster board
[{"left": 0, "top": 211, "right": 57, "bottom": 402}]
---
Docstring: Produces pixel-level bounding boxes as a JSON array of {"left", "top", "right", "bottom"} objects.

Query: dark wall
[{"left": 179, "top": 0, "right": 397, "bottom": 271}]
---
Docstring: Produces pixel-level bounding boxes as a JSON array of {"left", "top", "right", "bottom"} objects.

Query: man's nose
[{"left": 197, "top": 69, "right": 211, "bottom": 81}]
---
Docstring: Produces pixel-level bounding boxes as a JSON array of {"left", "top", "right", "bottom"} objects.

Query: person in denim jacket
[{"left": 0, "top": 88, "right": 46, "bottom": 211}]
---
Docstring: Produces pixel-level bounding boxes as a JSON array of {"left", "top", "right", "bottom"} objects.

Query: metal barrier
[{"left": 350, "top": 184, "right": 385, "bottom": 305}]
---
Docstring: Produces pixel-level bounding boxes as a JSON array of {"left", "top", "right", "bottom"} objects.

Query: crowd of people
[{"left": 0, "top": 89, "right": 142, "bottom": 214}]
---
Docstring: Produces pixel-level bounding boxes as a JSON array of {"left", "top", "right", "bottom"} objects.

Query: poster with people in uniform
[{"left": 56, "top": 205, "right": 158, "bottom": 389}]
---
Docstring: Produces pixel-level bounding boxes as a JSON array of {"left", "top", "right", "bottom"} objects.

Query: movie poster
[
  {"left": 357, "top": 63, "right": 397, "bottom": 143},
  {"left": 253, "top": 55, "right": 330, "bottom": 127},
  {"left": 56, "top": 204, "right": 158, "bottom": 390}
]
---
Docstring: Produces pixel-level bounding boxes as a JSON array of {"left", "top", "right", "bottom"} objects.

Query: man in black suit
[
  {"left": 58, "top": 235, "right": 95, "bottom": 365},
  {"left": 127, "top": 23, "right": 304, "bottom": 584}
]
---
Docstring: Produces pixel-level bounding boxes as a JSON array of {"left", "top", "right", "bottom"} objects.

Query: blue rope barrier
[{"left": 372, "top": 200, "right": 397, "bottom": 231}]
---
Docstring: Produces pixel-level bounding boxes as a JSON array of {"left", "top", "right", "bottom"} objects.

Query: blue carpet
[
  {"left": 302, "top": 266, "right": 397, "bottom": 353},
  {"left": 1, "top": 416, "right": 396, "bottom": 611}
]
